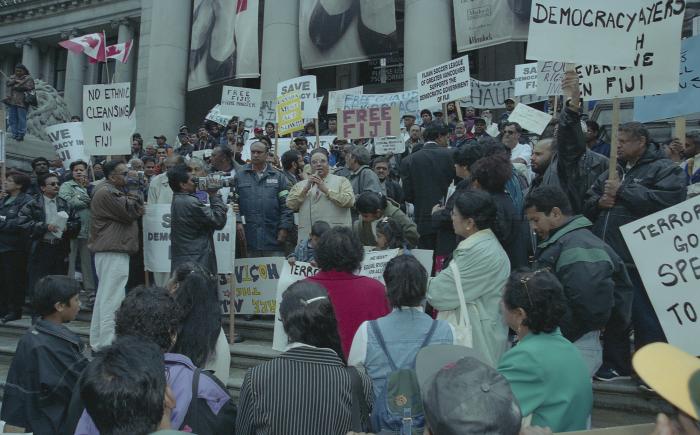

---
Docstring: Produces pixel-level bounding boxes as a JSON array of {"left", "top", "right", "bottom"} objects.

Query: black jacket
[
  {"left": 401, "top": 142, "right": 456, "bottom": 237},
  {"left": 533, "top": 216, "right": 633, "bottom": 342},
  {"left": 1, "top": 320, "right": 88, "bottom": 434},
  {"left": 583, "top": 144, "right": 687, "bottom": 265},
  {"left": 0, "top": 192, "right": 33, "bottom": 252},
  {"left": 531, "top": 106, "right": 609, "bottom": 214},
  {"left": 17, "top": 195, "right": 81, "bottom": 254},
  {"left": 492, "top": 191, "right": 532, "bottom": 269}
]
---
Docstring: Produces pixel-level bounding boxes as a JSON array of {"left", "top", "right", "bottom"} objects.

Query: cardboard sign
[
  {"left": 373, "top": 136, "right": 405, "bottom": 155},
  {"left": 360, "top": 249, "right": 433, "bottom": 284},
  {"left": 514, "top": 63, "right": 539, "bottom": 97},
  {"left": 142, "top": 204, "right": 235, "bottom": 274},
  {"left": 460, "top": 79, "right": 548, "bottom": 109},
  {"left": 45, "top": 122, "right": 89, "bottom": 170},
  {"left": 507, "top": 103, "right": 553, "bottom": 135},
  {"left": 272, "top": 261, "right": 321, "bottom": 351},
  {"left": 82, "top": 83, "right": 133, "bottom": 155},
  {"left": 417, "top": 55, "right": 471, "bottom": 109},
  {"left": 205, "top": 104, "right": 233, "bottom": 126},
  {"left": 526, "top": 0, "right": 642, "bottom": 66},
  {"left": 620, "top": 196, "right": 700, "bottom": 356},
  {"left": 536, "top": 61, "right": 565, "bottom": 96},
  {"left": 277, "top": 75, "right": 317, "bottom": 119},
  {"left": 276, "top": 92, "right": 304, "bottom": 136},
  {"left": 220, "top": 86, "right": 262, "bottom": 119},
  {"left": 577, "top": 0, "right": 686, "bottom": 100},
  {"left": 343, "top": 91, "right": 419, "bottom": 119},
  {"left": 328, "top": 86, "right": 363, "bottom": 114},
  {"left": 338, "top": 106, "right": 400, "bottom": 139},
  {"left": 633, "top": 35, "right": 700, "bottom": 122},
  {"left": 218, "top": 257, "right": 284, "bottom": 316}
]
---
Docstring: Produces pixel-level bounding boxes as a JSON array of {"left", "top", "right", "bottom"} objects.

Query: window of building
[{"left": 53, "top": 49, "right": 67, "bottom": 92}]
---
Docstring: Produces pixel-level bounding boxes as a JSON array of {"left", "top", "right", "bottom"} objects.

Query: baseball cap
[
  {"left": 505, "top": 98, "right": 516, "bottom": 104},
  {"left": 154, "top": 135, "right": 167, "bottom": 141},
  {"left": 402, "top": 114, "right": 416, "bottom": 119},
  {"left": 178, "top": 124, "right": 188, "bottom": 132},
  {"left": 633, "top": 343, "right": 700, "bottom": 419},
  {"left": 416, "top": 345, "right": 521, "bottom": 435}
]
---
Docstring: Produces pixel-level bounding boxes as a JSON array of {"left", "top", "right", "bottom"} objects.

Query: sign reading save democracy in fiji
[
  {"left": 417, "top": 55, "right": 471, "bottom": 109},
  {"left": 45, "top": 122, "right": 89, "bottom": 170},
  {"left": 620, "top": 196, "right": 700, "bottom": 356},
  {"left": 514, "top": 63, "right": 539, "bottom": 97},
  {"left": 277, "top": 75, "right": 318, "bottom": 119},
  {"left": 82, "top": 83, "right": 133, "bottom": 155}
]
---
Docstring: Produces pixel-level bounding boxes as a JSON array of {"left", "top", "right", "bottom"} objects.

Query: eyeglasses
[{"left": 519, "top": 268, "right": 549, "bottom": 307}]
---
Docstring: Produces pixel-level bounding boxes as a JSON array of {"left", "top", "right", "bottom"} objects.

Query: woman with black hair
[
  {"left": 306, "top": 227, "right": 390, "bottom": 357},
  {"left": 236, "top": 280, "right": 373, "bottom": 435},
  {"left": 3, "top": 63, "right": 35, "bottom": 141},
  {"left": 427, "top": 190, "right": 510, "bottom": 367},
  {"left": 373, "top": 218, "right": 408, "bottom": 251},
  {"left": 169, "top": 262, "right": 231, "bottom": 382},
  {"left": 497, "top": 270, "right": 593, "bottom": 432},
  {"left": 354, "top": 191, "right": 418, "bottom": 248}
]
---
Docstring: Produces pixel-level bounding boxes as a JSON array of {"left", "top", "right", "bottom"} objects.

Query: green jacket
[
  {"left": 58, "top": 180, "right": 91, "bottom": 239},
  {"left": 427, "top": 229, "right": 510, "bottom": 367},
  {"left": 352, "top": 199, "right": 419, "bottom": 248},
  {"left": 497, "top": 329, "right": 593, "bottom": 432}
]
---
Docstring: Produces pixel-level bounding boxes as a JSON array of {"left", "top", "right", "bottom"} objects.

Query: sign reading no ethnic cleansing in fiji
[{"left": 82, "top": 83, "right": 134, "bottom": 155}]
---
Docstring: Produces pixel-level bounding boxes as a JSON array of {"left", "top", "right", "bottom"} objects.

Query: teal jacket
[
  {"left": 497, "top": 329, "right": 593, "bottom": 432},
  {"left": 58, "top": 180, "right": 91, "bottom": 239}
]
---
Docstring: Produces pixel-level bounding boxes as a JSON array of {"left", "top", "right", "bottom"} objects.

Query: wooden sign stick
[
  {"left": 315, "top": 118, "right": 320, "bottom": 149},
  {"left": 676, "top": 117, "right": 686, "bottom": 146},
  {"left": 608, "top": 98, "right": 621, "bottom": 181}
]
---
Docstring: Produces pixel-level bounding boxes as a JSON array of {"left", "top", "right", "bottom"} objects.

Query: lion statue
[{"left": 25, "top": 79, "right": 72, "bottom": 141}]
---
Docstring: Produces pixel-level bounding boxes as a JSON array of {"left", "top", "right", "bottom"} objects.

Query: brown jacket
[
  {"left": 88, "top": 183, "right": 144, "bottom": 254},
  {"left": 3, "top": 74, "right": 35, "bottom": 107}
]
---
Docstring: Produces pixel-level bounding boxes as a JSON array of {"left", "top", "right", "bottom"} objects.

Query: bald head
[{"left": 531, "top": 138, "right": 553, "bottom": 175}]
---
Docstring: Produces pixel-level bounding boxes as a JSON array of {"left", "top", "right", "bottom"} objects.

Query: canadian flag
[
  {"left": 105, "top": 40, "right": 133, "bottom": 63},
  {"left": 58, "top": 32, "right": 106, "bottom": 62}
]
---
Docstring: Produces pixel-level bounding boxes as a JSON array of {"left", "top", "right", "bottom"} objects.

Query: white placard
[
  {"left": 507, "top": 103, "right": 553, "bottom": 135},
  {"left": 526, "top": 0, "right": 642, "bottom": 66},
  {"left": 205, "top": 104, "right": 233, "bottom": 127},
  {"left": 82, "top": 83, "right": 133, "bottom": 155},
  {"left": 219, "top": 257, "right": 284, "bottom": 315},
  {"left": 417, "top": 55, "right": 471, "bottom": 109},
  {"left": 328, "top": 86, "right": 363, "bottom": 114},
  {"left": 373, "top": 136, "right": 405, "bottom": 155},
  {"left": 142, "top": 203, "right": 235, "bottom": 274},
  {"left": 220, "top": 86, "right": 262, "bottom": 120},
  {"left": 277, "top": 75, "right": 317, "bottom": 119},
  {"left": 343, "top": 91, "right": 419, "bottom": 118},
  {"left": 514, "top": 63, "right": 539, "bottom": 97},
  {"left": 305, "top": 96, "right": 325, "bottom": 120},
  {"left": 45, "top": 122, "right": 89, "bottom": 170},
  {"left": 460, "top": 79, "right": 548, "bottom": 109},
  {"left": 536, "top": 61, "right": 565, "bottom": 96},
  {"left": 620, "top": 196, "right": 700, "bottom": 356}
]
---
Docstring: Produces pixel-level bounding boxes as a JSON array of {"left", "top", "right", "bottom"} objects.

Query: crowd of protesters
[{"left": 1, "top": 70, "right": 700, "bottom": 434}]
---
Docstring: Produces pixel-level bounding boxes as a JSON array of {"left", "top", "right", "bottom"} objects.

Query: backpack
[
  {"left": 181, "top": 368, "right": 237, "bottom": 434},
  {"left": 369, "top": 320, "right": 438, "bottom": 435}
]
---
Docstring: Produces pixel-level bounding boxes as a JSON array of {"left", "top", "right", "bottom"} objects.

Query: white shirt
[
  {"left": 510, "top": 143, "right": 532, "bottom": 165},
  {"left": 43, "top": 195, "right": 59, "bottom": 240}
]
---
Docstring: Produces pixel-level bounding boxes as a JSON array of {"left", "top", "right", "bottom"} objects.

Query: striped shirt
[{"left": 235, "top": 344, "right": 373, "bottom": 435}]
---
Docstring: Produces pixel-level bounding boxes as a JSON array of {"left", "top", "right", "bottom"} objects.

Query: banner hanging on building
[
  {"left": 453, "top": 0, "right": 529, "bottom": 52},
  {"left": 460, "top": 79, "right": 548, "bottom": 109},
  {"left": 299, "top": 0, "right": 398, "bottom": 69},
  {"left": 187, "top": 0, "right": 260, "bottom": 91},
  {"left": 82, "top": 83, "right": 133, "bottom": 156},
  {"left": 45, "top": 122, "right": 89, "bottom": 170}
]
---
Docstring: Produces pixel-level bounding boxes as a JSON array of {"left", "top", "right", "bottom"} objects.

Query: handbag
[
  {"left": 347, "top": 366, "right": 373, "bottom": 433},
  {"left": 436, "top": 261, "right": 474, "bottom": 348},
  {"left": 24, "top": 89, "right": 38, "bottom": 107}
]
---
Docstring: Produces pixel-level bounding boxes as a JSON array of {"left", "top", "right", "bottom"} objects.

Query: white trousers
[
  {"left": 153, "top": 271, "right": 171, "bottom": 287},
  {"left": 90, "top": 252, "right": 130, "bottom": 351}
]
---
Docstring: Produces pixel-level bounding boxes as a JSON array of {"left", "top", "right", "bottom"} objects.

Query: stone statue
[{"left": 25, "top": 79, "right": 72, "bottom": 141}]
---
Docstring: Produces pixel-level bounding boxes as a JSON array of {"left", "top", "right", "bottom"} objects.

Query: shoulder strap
[
  {"left": 188, "top": 368, "right": 202, "bottom": 428},
  {"left": 449, "top": 260, "right": 469, "bottom": 326},
  {"left": 347, "top": 366, "right": 370, "bottom": 432},
  {"left": 420, "top": 320, "right": 439, "bottom": 349},
  {"left": 369, "top": 320, "right": 397, "bottom": 371}
]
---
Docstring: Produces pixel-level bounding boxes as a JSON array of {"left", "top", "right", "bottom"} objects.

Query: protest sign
[
  {"left": 338, "top": 106, "right": 400, "bottom": 139},
  {"left": 526, "top": 0, "right": 642, "bottom": 66},
  {"left": 218, "top": 257, "right": 284, "bottom": 316},
  {"left": 45, "top": 122, "right": 89, "bottom": 170},
  {"left": 276, "top": 92, "right": 304, "bottom": 136},
  {"left": 373, "top": 136, "right": 405, "bottom": 155},
  {"left": 620, "top": 196, "right": 700, "bottom": 356},
  {"left": 82, "top": 83, "right": 133, "bottom": 155},
  {"left": 537, "top": 61, "right": 565, "bottom": 96},
  {"left": 304, "top": 96, "right": 324, "bottom": 120},
  {"left": 220, "top": 86, "right": 262, "bottom": 119},
  {"left": 633, "top": 35, "right": 700, "bottom": 122},
  {"left": 453, "top": 0, "right": 528, "bottom": 52},
  {"left": 507, "top": 103, "right": 553, "bottom": 135},
  {"left": 328, "top": 86, "right": 363, "bottom": 114},
  {"left": 417, "top": 56, "right": 471, "bottom": 109},
  {"left": 0, "top": 130, "right": 5, "bottom": 164},
  {"left": 343, "top": 91, "right": 419, "bottom": 119},
  {"left": 514, "top": 63, "right": 538, "bottom": 97},
  {"left": 272, "top": 261, "right": 321, "bottom": 351},
  {"left": 460, "top": 79, "right": 548, "bottom": 109},
  {"left": 191, "top": 149, "right": 212, "bottom": 160},
  {"left": 142, "top": 204, "right": 235, "bottom": 274},
  {"left": 241, "top": 135, "right": 334, "bottom": 161},
  {"left": 277, "top": 75, "right": 317, "bottom": 119},
  {"left": 359, "top": 248, "right": 433, "bottom": 284},
  {"left": 205, "top": 104, "right": 232, "bottom": 126},
  {"left": 577, "top": 0, "right": 686, "bottom": 100}
]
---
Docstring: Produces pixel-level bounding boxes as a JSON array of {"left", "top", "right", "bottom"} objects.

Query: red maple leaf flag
[
  {"left": 59, "top": 31, "right": 106, "bottom": 62},
  {"left": 105, "top": 40, "right": 133, "bottom": 63}
]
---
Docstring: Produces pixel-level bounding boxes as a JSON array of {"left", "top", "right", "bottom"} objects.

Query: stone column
[
  {"left": 0, "top": 56, "right": 14, "bottom": 101},
  {"left": 15, "top": 38, "right": 40, "bottom": 78},
  {"left": 111, "top": 18, "right": 135, "bottom": 84},
  {"left": 142, "top": 0, "right": 190, "bottom": 138},
  {"left": 61, "top": 29, "right": 86, "bottom": 117},
  {"left": 403, "top": 0, "right": 452, "bottom": 91},
  {"left": 260, "top": 0, "right": 301, "bottom": 102}
]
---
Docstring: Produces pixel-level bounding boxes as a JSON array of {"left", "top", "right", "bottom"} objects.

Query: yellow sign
[{"left": 276, "top": 92, "right": 304, "bottom": 136}]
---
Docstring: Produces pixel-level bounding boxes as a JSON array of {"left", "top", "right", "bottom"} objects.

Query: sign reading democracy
[
  {"left": 328, "top": 86, "right": 363, "bottom": 114},
  {"left": 460, "top": 79, "right": 548, "bottom": 109},
  {"left": 220, "top": 86, "right": 262, "bottom": 119},
  {"left": 526, "top": 0, "right": 642, "bottom": 66},
  {"left": 343, "top": 91, "right": 419, "bottom": 118},
  {"left": 507, "top": 103, "right": 553, "bottom": 135},
  {"left": 45, "top": 122, "right": 89, "bottom": 170},
  {"left": 82, "top": 83, "right": 133, "bottom": 155},
  {"left": 514, "top": 63, "right": 539, "bottom": 97},
  {"left": 620, "top": 196, "right": 700, "bottom": 356},
  {"left": 277, "top": 75, "right": 317, "bottom": 119},
  {"left": 633, "top": 35, "right": 700, "bottom": 122},
  {"left": 417, "top": 55, "right": 471, "bottom": 109},
  {"left": 218, "top": 257, "right": 284, "bottom": 316},
  {"left": 276, "top": 92, "right": 304, "bottom": 136},
  {"left": 142, "top": 204, "right": 235, "bottom": 274},
  {"left": 338, "top": 106, "right": 400, "bottom": 139}
]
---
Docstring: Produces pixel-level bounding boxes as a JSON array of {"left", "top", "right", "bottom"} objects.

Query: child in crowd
[
  {"left": 0, "top": 276, "right": 87, "bottom": 433},
  {"left": 287, "top": 220, "right": 331, "bottom": 266},
  {"left": 374, "top": 217, "right": 410, "bottom": 252}
]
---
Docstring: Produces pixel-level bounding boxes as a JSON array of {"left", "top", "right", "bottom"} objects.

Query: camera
[{"left": 191, "top": 172, "right": 233, "bottom": 191}]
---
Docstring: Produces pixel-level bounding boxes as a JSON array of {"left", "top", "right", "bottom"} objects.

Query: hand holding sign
[{"left": 561, "top": 69, "right": 580, "bottom": 108}]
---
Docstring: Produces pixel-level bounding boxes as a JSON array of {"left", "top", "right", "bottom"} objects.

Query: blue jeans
[
  {"left": 574, "top": 330, "right": 603, "bottom": 377},
  {"left": 6, "top": 103, "right": 27, "bottom": 138}
]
